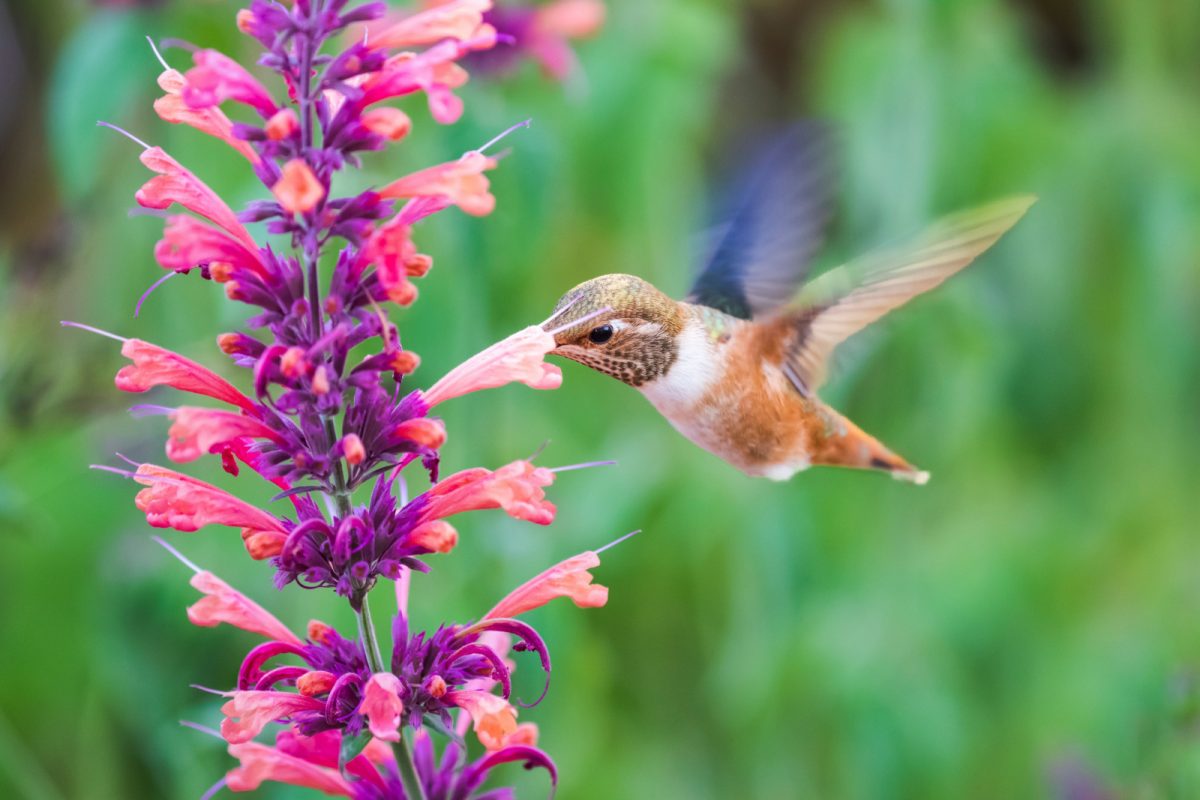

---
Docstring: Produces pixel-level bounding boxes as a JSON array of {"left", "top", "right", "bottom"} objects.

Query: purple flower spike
[{"left": 84, "top": 0, "right": 620, "bottom": 797}]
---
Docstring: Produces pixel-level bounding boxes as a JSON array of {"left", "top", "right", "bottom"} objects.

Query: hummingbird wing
[
  {"left": 782, "top": 195, "right": 1036, "bottom": 396},
  {"left": 687, "top": 124, "right": 835, "bottom": 319}
]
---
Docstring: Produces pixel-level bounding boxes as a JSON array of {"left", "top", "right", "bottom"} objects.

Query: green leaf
[{"left": 46, "top": 10, "right": 151, "bottom": 204}]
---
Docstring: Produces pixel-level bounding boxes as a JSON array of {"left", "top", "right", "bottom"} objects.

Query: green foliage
[{"left": 1, "top": 0, "right": 1199, "bottom": 798}]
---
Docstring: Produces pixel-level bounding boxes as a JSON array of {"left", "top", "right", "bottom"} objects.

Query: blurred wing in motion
[
  {"left": 782, "top": 195, "right": 1036, "bottom": 396},
  {"left": 687, "top": 124, "right": 836, "bottom": 319}
]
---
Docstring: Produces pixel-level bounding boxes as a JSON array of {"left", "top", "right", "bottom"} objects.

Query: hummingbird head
[{"left": 544, "top": 273, "right": 683, "bottom": 387}]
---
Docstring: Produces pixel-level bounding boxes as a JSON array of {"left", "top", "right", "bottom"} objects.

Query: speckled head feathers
[{"left": 544, "top": 273, "right": 683, "bottom": 386}]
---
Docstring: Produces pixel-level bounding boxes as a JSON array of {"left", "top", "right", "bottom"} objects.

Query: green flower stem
[
  {"left": 355, "top": 591, "right": 426, "bottom": 800},
  {"left": 355, "top": 589, "right": 387, "bottom": 674}
]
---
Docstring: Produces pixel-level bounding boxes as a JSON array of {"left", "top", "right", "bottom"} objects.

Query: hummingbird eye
[{"left": 588, "top": 324, "right": 614, "bottom": 345}]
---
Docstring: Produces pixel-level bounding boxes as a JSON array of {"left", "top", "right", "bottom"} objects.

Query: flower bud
[
  {"left": 425, "top": 674, "right": 448, "bottom": 699},
  {"left": 307, "top": 620, "right": 335, "bottom": 646},
  {"left": 265, "top": 108, "right": 298, "bottom": 141},
  {"left": 280, "top": 347, "right": 308, "bottom": 378},
  {"left": 297, "top": 670, "right": 337, "bottom": 697},
  {"left": 408, "top": 520, "right": 458, "bottom": 554},
  {"left": 394, "top": 417, "right": 446, "bottom": 449},
  {"left": 242, "top": 529, "right": 285, "bottom": 560},
  {"left": 311, "top": 365, "right": 331, "bottom": 395},
  {"left": 342, "top": 433, "right": 366, "bottom": 465}
]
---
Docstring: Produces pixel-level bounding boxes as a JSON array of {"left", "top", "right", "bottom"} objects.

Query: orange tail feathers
[{"left": 811, "top": 408, "right": 930, "bottom": 484}]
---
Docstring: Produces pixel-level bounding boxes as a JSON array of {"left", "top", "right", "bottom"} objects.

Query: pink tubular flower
[
  {"left": 182, "top": 49, "right": 279, "bottom": 118},
  {"left": 135, "top": 147, "right": 260, "bottom": 255},
  {"left": 444, "top": 689, "right": 518, "bottom": 751},
  {"left": 226, "top": 740, "right": 354, "bottom": 795},
  {"left": 359, "top": 34, "right": 495, "bottom": 122},
  {"left": 360, "top": 672, "right": 404, "bottom": 742},
  {"left": 369, "top": 0, "right": 493, "bottom": 50},
  {"left": 422, "top": 325, "right": 560, "bottom": 407},
  {"left": 363, "top": 219, "right": 431, "bottom": 306},
  {"left": 116, "top": 338, "right": 256, "bottom": 412},
  {"left": 166, "top": 406, "right": 282, "bottom": 463},
  {"left": 361, "top": 107, "right": 412, "bottom": 141},
  {"left": 153, "top": 69, "right": 260, "bottom": 165},
  {"left": 378, "top": 151, "right": 497, "bottom": 215},
  {"left": 221, "top": 690, "right": 326, "bottom": 743},
  {"left": 153, "top": 215, "right": 269, "bottom": 280},
  {"left": 272, "top": 159, "right": 325, "bottom": 215},
  {"left": 417, "top": 460, "right": 556, "bottom": 526},
  {"left": 187, "top": 570, "right": 303, "bottom": 646},
  {"left": 485, "top": 550, "right": 608, "bottom": 619},
  {"left": 134, "top": 463, "right": 287, "bottom": 536},
  {"left": 530, "top": 0, "right": 606, "bottom": 80}
]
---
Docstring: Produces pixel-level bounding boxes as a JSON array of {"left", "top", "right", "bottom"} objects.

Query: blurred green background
[{"left": 2, "top": 0, "right": 1199, "bottom": 797}]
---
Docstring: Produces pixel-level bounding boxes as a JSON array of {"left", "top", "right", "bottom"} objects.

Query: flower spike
[{"left": 84, "top": 2, "right": 620, "bottom": 796}]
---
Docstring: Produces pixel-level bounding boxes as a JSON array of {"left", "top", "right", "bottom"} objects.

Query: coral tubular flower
[
  {"left": 134, "top": 463, "right": 286, "bottom": 535},
  {"left": 220, "top": 690, "right": 327, "bottom": 743},
  {"left": 116, "top": 338, "right": 256, "bottom": 412},
  {"left": 154, "top": 69, "right": 261, "bottom": 165},
  {"left": 529, "top": 0, "right": 606, "bottom": 80},
  {"left": 485, "top": 550, "right": 609, "bottom": 619},
  {"left": 166, "top": 406, "right": 282, "bottom": 463},
  {"left": 272, "top": 159, "right": 326, "bottom": 215},
  {"left": 360, "top": 107, "right": 412, "bottom": 141},
  {"left": 135, "top": 147, "right": 260, "bottom": 255},
  {"left": 416, "top": 460, "right": 557, "bottom": 526},
  {"left": 422, "top": 325, "right": 560, "bottom": 406},
  {"left": 369, "top": 0, "right": 493, "bottom": 50},
  {"left": 361, "top": 672, "right": 405, "bottom": 741},
  {"left": 226, "top": 740, "right": 354, "bottom": 795},
  {"left": 182, "top": 49, "right": 279, "bottom": 118},
  {"left": 187, "top": 570, "right": 303, "bottom": 647},
  {"left": 444, "top": 689, "right": 518, "bottom": 751},
  {"left": 153, "top": 215, "right": 268, "bottom": 280},
  {"left": 378, "top": 151, "right": 497, "bottom": 216}
]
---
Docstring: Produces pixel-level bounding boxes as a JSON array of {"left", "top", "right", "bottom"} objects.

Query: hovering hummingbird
[{"left": 544, "top": 132, "right": 1034, "bottom": 483}]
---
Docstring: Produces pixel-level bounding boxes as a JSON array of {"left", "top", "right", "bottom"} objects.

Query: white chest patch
[{"left": 638, "top": 322, "right": 719, "bottom": 419}]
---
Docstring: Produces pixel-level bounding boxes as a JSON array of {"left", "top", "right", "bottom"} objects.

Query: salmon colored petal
[
  {"left": 116, "top": 338, "right": 255, "bottom": 411},
  {"left": 536, "top": 0, "right": 606, "bottom": 38},
  {"left": 445, "top": 690, "right": 517, "bottom": 751},
  {"left": 134, "top": 463, "right": 286, "bottom": 535},
  {"left": 135, "top": 147, "right": 260, "bottom": 254},
  {"left": 360, "top": 673, "right": 404, "bottom": 742},
  {"left": 484, "top": 551, "right": 608, "bottom": 620},
  {"left": 187, "top": 570, "right": 302, "bottom": 646},
  {"left": 422, "top": 326, "right": 560, "bottom": 407},
  {"left": 220, "top": 690, "right": 325, "bottom": 744},
  {"left": 369, "top": 0, "right": 492, "bottom": 50},
  {"left": 420, "top": 460, "right": 556, "bottom": 526},
  {"left": 272, "top": 159, "right": 325, "bottom": 215},
  {"left": 183, "top": 49, "right": 278, "bottom": 118},
  {"left": 167, "top": 407, "right": 282, "bottom": 463},
  {"left": 226, "top": 740, "right": 353, "bottom": 795},
  {"left": 378, "top": 151, "right": 496, "bottom": 216},
  {"left": 363, "top": 219, "right": 432, "bottom": 307},
  {"left": 405, "top": 520, "right": 458, "bottom": 554},
  {"left": 153, "top": 215, "right": 268, "bottom": 280},
  {"left": 154, "top": 69, "right": 260, "bottom": 165},
  {"left": 361, "top": 107, "right": 412, "bottom": 141}
]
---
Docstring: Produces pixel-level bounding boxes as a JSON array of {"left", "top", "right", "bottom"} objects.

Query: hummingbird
[{"left": 544, "top": 132, "right": 1034, "bottom": 483}]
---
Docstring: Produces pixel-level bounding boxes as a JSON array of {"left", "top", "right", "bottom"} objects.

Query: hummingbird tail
[{"left": 811, "top": 408, "right": 931, "bottom": 485}]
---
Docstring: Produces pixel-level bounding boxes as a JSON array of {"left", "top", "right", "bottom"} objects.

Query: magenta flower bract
[{"left": 74, "top": 0, "right": 626, "bottom": 796}]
